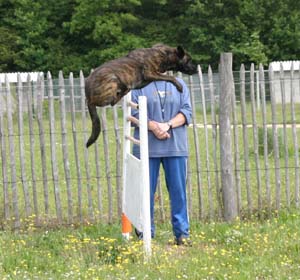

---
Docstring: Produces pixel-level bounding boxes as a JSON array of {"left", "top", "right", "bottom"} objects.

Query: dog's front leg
[{"left": 144, "top": 72, "right": 183, "bottom": 92}]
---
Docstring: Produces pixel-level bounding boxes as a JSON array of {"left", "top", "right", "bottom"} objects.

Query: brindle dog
[{"left": 85, "top": 44, "right": 197, "bottom": 148}]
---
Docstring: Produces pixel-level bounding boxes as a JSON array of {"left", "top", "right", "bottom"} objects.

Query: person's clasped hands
[{"left": 148, "top": 120, "right": 171, "bottom": 140}]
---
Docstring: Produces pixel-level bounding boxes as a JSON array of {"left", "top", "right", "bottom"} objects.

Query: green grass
[{"left": 1, "top": 209, "right": 300, "bottom": 279}]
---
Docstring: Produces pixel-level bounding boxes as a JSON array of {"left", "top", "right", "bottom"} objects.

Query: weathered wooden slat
[
  {"left": 6, "top": 75, "right": 20, "bottom": 228},
  {"left": 69, "top": 72, "right": 83, "bottom": 222},
  {"left": 250, "top": 64, "right": 262, "bottom": 211},
  {"left": 240, "top": 64, "right": 253, "bottom": 213},
  {"left": 0, "top": 78, "right": 10, "bottom": 220},
  {"left": 17, "top": 74, "right": 31, "bottom": 216},
  {"left": 58, "top": 71, "right": 73, "bottom": 223},
  {"left": 26, "top": 75, "right": 39, "bottom": 221},
  {"left": 101, "top": 107, "right": 113, "bottom": 223},
  {"left": 259, "top": 64, "right": 271, "bottom": 212},
  {"left": 79, "top": 71, "right": 94, "bottom": 220},
  {"left": 113, "top": 105, "right": 122, "bottom": 217},
  {"left": 94, "top": 141, "right": 103, "bottom": 220},
  {"left": 219, "top": 53, "right": 237, "bottom": 221},
  {"left": 279, "top": 63, "right": 291, "bottom": 207},
  {"left": 178, "top": 71, "right": 193, "bottom": 218},
  {"left": 269, "top": 64, "right": 281, "bottom": 210},
  {"left": 198, "top": 65, "right": 213, "bottom": 219},
  {"left": 290, "top": 62, "right": 300, "bottom": 207},
  {"left": 230, "top": 66, "right": 242, "bottom": 214},
  {"left": 36, "top": 74, "right": 49, "bottom": 216},
  {"left": 208, "top": 66, "right": 222, "bottom": 217},
  {"left": 256, "top": 71, "right": 261, "bottom": 111},
  {"left": 189, "top": 74, "right": 204, "bottom": 219},
  {"left": 47, "top": 72, "right": 62, "bottom": 222}
]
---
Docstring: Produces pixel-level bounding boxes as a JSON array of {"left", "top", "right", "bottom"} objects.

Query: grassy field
[{"left": 1, "top": 209, "right": 300, "bottom": 279}]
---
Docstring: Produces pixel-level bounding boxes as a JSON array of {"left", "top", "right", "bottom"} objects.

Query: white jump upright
[{"left": 122, "top": 91, "right": 151, "bottom": 256}]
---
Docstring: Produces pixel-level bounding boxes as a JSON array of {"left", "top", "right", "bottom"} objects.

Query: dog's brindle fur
[{"left": 85, "top": 44, "right": 197, "bottom": 148}]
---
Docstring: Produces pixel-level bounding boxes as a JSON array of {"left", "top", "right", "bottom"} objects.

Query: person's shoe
[
  {"left": 135, "top": 228, "right": 155, "bottom": 239},
  {"left": 175, "top": 236, "right": 192, "bottom": 246},
  {"left": 135, "top": 228, "right": 143, "bottom": 240}
]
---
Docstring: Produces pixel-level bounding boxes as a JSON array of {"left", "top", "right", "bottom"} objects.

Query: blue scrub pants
[{"left": 149, "top": 156, "right": 189, "bottom": 239}]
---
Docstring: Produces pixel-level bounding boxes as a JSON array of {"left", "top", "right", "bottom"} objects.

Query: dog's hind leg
[
  {"left": 86, "top": 103, "right": 101, "bottom": 148},
  {"left": 110, "top": 88, "right": 130, "bottom": 106}
]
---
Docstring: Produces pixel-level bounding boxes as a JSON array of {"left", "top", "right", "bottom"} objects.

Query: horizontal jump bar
[
  {"left": 127, "top": 101, "right": 139, "bottom": 109},
  {"left": 125, "top": 135, "right": 140, "bottom": 145},
  {"left": 127, "top": 116, "right": 139, "bottom": 126}
]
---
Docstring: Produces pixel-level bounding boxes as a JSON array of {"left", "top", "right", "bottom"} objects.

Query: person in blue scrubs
[{"left": 131, "top": 77, "right": 192, "bottom": 245}]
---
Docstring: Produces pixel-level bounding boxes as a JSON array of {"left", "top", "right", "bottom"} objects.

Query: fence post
[{"left": 219, "top": 53, "right": 238, "bottom": 221}]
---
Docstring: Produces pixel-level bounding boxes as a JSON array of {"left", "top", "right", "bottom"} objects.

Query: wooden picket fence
[{"left": 1, "top": 54, "right": 300, "bottom": 228}]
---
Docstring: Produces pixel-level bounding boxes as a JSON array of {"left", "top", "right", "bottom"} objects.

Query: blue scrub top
[{"left": 131, "top": 78, "right": 192, "bottom": 158}]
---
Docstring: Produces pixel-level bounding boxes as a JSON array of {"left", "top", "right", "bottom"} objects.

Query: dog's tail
[
  {"left": 86, "top": 103, "right": 101, "bottom": 148},
  {"left": 85, "top": 76, "right": 101, "bottom": 148}
]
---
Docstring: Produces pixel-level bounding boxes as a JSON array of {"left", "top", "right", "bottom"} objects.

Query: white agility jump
[{"left": 122, "top": 92, "right": 151, "bottom": 256}]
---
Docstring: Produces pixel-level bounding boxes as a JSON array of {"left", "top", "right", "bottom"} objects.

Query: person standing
[{"left": 131, "top": 77, "right": 192, "bottom": 245}]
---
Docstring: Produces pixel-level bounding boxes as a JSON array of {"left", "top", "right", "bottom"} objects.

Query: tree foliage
[{"left": 0, "top": 0, "right": 299, "bottom": 74}]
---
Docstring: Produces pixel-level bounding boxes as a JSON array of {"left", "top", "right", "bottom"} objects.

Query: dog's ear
[{"left": 176, "top": 46, "right": 185, "bottom": 59}]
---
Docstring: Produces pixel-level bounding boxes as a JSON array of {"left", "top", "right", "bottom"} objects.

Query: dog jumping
[{"left": 85, "top": 44, "right": 197, "bottom": 148}]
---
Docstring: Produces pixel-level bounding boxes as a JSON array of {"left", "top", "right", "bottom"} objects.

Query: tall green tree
[
  {"left": 257, "top": 0, "right": 300, "bottom": 61},
  {"left": 0, "top": 0, "right": 299, "bottom": 72},
  {"left": 12, "top": 0, "right": 51, "bottom": 70},
  {"left": 182, "top": 0, "right": 300, "bottom": 68},
  {"left": 1, "top": 0, "right": 76, "bottom": 74},
  {"left": 65, "top": 0, "right": 145, "bottom": 73},
  {"left": 0, "top": 27, "right": 20, "bottom": 72},
  {"left": 182, "top": 0, "right": 267, "bottom": 68},
  {"left": 0, "top": 0, "right": 21, "bottom": 72}
]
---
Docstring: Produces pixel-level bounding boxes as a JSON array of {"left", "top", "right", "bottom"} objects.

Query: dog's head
[{"left": 175, "top": 46, "right": 197, "bottom": 75}]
